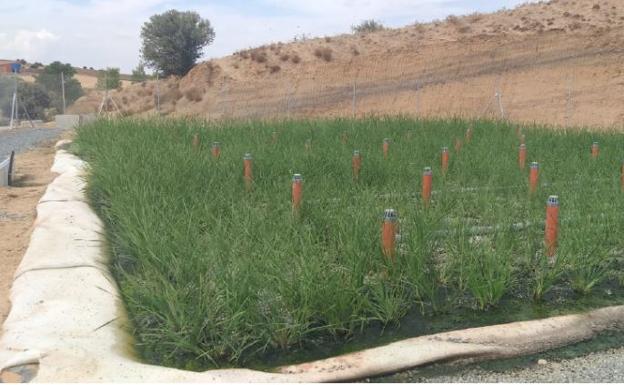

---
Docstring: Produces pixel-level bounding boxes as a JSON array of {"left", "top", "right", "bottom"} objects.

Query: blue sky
[{"left": 0, "top": 0, "right": 535, "bottom": 73}]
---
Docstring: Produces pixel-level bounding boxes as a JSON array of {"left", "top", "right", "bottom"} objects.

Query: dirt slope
[{"left": 71, "top": 0, "right": 624, "bottom": 128}]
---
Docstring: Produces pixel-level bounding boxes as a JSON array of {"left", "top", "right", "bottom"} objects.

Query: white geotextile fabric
[
  {"left": 0, "top": 155, "right": 9, "bottom": 187},
  {"left": 1, "top": 142, "right": 624, "bottom": 382}
]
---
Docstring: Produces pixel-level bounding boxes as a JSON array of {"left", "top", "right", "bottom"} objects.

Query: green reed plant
[{"left": 74, "top": 116, "right": 624, "bottom": 369}]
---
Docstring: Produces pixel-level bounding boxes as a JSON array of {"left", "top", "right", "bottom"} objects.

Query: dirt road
[{"left": 0, "top": 129, "right": 66, "bottom": 326}]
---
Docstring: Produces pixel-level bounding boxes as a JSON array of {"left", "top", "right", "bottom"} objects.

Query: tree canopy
[
  {"left": 97, "top": 67, "right": 121, "bottom": 90},
  {"left": 131, "top": 62, "right": 149, "bottom": 83},
  {"left": 140, "top": 10, "right": 215, "bottom": 76},
  {"left": 34, "top": 61, "right": 83, "bottom": 114},
  {"left": 0, "top": 78, "right": 51, "bottom": 120}
]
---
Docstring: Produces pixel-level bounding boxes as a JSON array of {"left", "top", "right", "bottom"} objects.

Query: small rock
[{"left": 538, "top": 359, "right": 548, "bottom": 365}]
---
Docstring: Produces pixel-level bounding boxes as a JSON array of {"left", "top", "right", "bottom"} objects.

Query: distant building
[{"left": 0, "top": 61, "right": 21, "bottom": 74}]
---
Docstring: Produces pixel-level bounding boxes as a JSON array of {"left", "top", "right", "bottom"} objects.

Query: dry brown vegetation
[
  {"left": 184, "top": 87, "right": 203, "bottom": 102},
  {"left": 314, "top": 47, "right": 333, "bottom": 62},
  {"left": 70, "top": 0, "right": 624, "bottom": 128}
]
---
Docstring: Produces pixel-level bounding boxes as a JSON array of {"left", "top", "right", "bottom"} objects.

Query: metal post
[
  {"left": 14, "top": 91, "right": 18, "bottom": 125},
  {"left": 9, "top": 77, "right": 17, "bottom": 129},
  {"left": 565, "top": 74, "right": 573, "bottom": 128},
  {"left": 61, "top": 72, "right": 66, "bottom": 114},
  {"left": 156, "top": 72, "right": 161, "bottom": 113},
  {"left": 495, "top": 77, "right": 505, "bottom": 120},
  {"left": 352, "top": 81, "right": 356, "bottom": 119},
  {"left": 415, "top": 80, "right": 420, "bottom": 116}
]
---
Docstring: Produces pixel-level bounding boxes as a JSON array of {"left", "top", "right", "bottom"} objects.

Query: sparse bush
[
  {"left": 159, "top": 86, "right": 182, "bottom": 104},
  {"left": 237, "top": 49, "right": 250, "bottom": 59},
  {"left": 269, "top": 65, "right": 281, "bottom": 73},
  {"left": 325, "top": 36, "right": 331, "bottom": 42},
  {"left": 351, "top": 19, "right": 384, "bottom": 34},
  {"left": 414, "top": 23, "right": 426, "bottom": 33},
  {"left": 291, "top": 54, "right": 301, "bottom": 64},
  {"left": 457, "top": 25, "right": 471, "bottom": 33},
  {"left": 446, "top": 15, "right": 461, "bottom": 25},
  {"left": 592, "top": 4, "right": 600, "bottom": 10},
  {"left": 351, "top": 46, "right": 360, "bottom": 56},
  {"left": 466, "top": 12, "right": 484, "bottom": 23},
  {"left": 250, "top": 49, "right": 268, "bottom": 63},
  {"left": 280, "top": 54, "right": 290, "bottom": 62},
  {"left": 184, "top": 86, "right": 203, "bottom": 102},
  {"left": 314, "top": 47, "right": 332, "bottom": 62}
]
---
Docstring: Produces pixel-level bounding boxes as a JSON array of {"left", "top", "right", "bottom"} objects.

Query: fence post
[
  {"left": 61, "top": 72, "right": 66, "bottom": 114},
  {"left": 352, "top": 80, "right": 356, "bottom": 119}
]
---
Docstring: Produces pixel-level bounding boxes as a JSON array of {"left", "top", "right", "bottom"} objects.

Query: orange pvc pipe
[
  {"left": 591, "top": 142, "right": 599, "bottom": 158},
  {"left": 292, "top": 174, "right": 303, "bottom": 213},
  {"left": 192, "top": 133, "right": 200, "bottom": 150},
  {"left": 545, "top": 195, "right": 559, "bottom": 259},
  {"left": 382, "top": 209, "right": 397, "bottom": 259},
  {"left": 422, "top": 167, "right": 432, "bottom": 207},
  {"left": 518, "top": 144, "right": 527, "bottom": 170},
  {"left": 441, "top": 147, "right": 449, "bottom": 174},
  {"left": 341, "top": 132, "right": 348, "bottom": 144},
  {"left": 211, "top": 142, "right": 221, "bottom": 159},
  {"left": 529, "top": 162, "right": 539, "bottom": 194},
  {"left": 520, "top": 134, "right": 526, "bottom": 145},
  {"left": 352, "top": 150, "right": 362, "bottom": 181},
  {"left": 383, "top": 138, "right": 390, "bottom": 159},
  {"left": 243, "top": 153, "right": 253, "bottom": 191}
]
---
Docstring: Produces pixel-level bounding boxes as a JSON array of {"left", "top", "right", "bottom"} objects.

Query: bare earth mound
[{"left": 71, "top": 0, "right": 624, "bottom": 128}]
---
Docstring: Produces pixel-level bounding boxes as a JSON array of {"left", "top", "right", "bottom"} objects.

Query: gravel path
[
  {"left": 376, "top": 346, "right": 624, "bottom": 382},
  {"left": 0, "top": 127, "right": 64, "bottom": 160}
]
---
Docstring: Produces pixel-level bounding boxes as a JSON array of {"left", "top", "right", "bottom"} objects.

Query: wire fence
[
  {"left": 0, "top": 71, "right": 72, "bottom": 127},
  {"left": 2, "top": 29, "right": 623, "bottom": 128},
  {"left": 188, "top": 30, "right": 623, "bottom": 128}
]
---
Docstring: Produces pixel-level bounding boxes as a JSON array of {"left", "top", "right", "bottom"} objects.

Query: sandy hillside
[{"left": 71, "top": 0, "right": 624, "bottom": 128}]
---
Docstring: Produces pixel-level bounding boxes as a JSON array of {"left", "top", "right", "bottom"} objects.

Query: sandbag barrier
[{"left": 1, "top": 141, "right": 623, "bottom": 382}]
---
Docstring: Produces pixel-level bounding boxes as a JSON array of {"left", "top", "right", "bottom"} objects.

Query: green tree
[
  {"left": 130, "top": 62, "right": 148, "bottom": 82},
  {"left": 140, "top": 10, "right": 215, "bottom": 76},
  {"left": 41, "top": 61, "right": 76, "bottom": 77},
  {"left": 0, "top": 79, "right": 50, "bottom": 120},
  {"left": 34, "top": 61, "right": 83, "bottom": 112},
  {"left": 96, "top": 67, "right": 121, "bottom": 90}
]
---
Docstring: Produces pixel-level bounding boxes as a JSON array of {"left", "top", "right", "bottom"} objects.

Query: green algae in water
[{"left": 248, "top": 282, "right": 624, "bottom": 371}]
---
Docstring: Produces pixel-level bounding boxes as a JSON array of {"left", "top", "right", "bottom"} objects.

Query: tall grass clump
[{"left": 74, "top": 117, "right": 624, "bottom": 369}]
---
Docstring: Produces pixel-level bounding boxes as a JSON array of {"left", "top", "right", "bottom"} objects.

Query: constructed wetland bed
[{"left": 72, "top": 117, "right": 624, "bottom": 372}]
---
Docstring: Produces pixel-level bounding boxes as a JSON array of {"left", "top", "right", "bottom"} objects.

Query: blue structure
[{"left": 10, "top": 63, "right": 21, "bottom": 73}]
